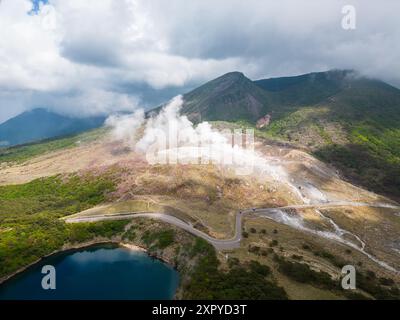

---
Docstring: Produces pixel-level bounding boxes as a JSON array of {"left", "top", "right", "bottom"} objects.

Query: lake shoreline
[
  {"left": 0, "top": 239, "right": 176, "bottom": 286},
  {"left": 119, "top": 242, "right": 147, "bottom": 252}
]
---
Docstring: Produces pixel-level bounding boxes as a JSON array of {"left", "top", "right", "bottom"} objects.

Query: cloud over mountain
[{"left": 1, "top": 0, "right": 400, "bottom": 122}]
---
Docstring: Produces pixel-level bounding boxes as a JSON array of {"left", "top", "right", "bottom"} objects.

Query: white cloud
[
  {"left": 1, "top": 0, "right": 400, "bottom": 122},
  {"left": 45, "top": 89, "right": 141, "bottom": 117},
  {"left": 105, "top": 109, "right": 144, "bottom": 147}
]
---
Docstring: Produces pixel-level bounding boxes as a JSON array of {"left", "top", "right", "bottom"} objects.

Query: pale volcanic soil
[
  {"left": 256, "top": 143, "right": 392, "bottom": 205},
  {"left": 0, "top": 132, "right": 393, "bottom": 207},
  {"left": 255, "top": 142, "right": 400, "bottom": 273},
  {"left": 0, "top": 137, "right": 145, "bottom": 185}
]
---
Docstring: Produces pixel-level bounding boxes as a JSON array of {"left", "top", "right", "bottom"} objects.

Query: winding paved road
[
  {"left": 65, "top": 211, "right": 244, "bottom": 250},
  {"left": 64, "top": 201, "right": 399, "bottom": 251}
]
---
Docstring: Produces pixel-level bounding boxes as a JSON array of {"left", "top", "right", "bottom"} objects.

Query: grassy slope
[
  {"left": 313, "top": 82, "right": 400, "bottom": 200},
  {"left": 0, "top": 171, "right": 127, "bottom": 278},
  {"left": 247, "top": 77, "right": 400, "bottom": 201},
  {"left": 252, "top": 109, "right": 400, "bottom": 200},
  {"left": 181, "top": 72, "right": 274, "bottom": 123},
  {"left": 0, "top": 127, "right": 106, "bottom": 164}
]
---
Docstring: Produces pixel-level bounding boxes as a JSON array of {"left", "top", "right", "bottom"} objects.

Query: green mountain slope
[
  {"left": 256, "top": 72, "right": 400, "bottom": 200},
  {"left": 181, "top": 72, "right": 274, "bottom": 122},
  {"left": 178, "top": 69, "right": 400, "bottom": 200},
  {"left": 254, "top": 69, "right": 348, "bottom": 107},
  {"left": 314, "top": 80, "right": 400, "bottom": 200},
  {"left": 259, "top": 72, "right": 400, "bottom": 146},
  {"left": 180, "top": 70, "right": 365, "bottom": 123}
]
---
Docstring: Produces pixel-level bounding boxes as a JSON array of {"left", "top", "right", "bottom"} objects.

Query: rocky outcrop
[{"left": 256, "top": 114, "right": 271, "bottom": 129}]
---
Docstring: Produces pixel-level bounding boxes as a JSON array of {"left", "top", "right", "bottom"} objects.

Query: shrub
[
  {"left": 357, "top": 273, "right": 400, "bottom": 299},
  {"left": 270, "top": 240, "right": 278, "bottom": 247},
  {"left": 227, "top": 257, "right": 240, "bottom": 268},
  {"left": 142, "top": 229, "right": 175, "bottom": 249},
  {"left": 313, "top": 250, "right": 347, "bottom": 268},
  {"left": 184, "top": 248, "right": 287, "bottom": 300},
  {"left": 276, "top": 257, "right": 337, "bottom": 290},
  {"left": 379, "top": 277, "right": 395, "bottom": 287},
  {"left": 291, "top": 254, "right": 303, "bottom": 261},
  {"left": 248, "top": 245, "right": 261, "bottom": 254},
  {"left": 249, "top": 260, "right": 271, "bottom": 276},
  {"left": 190, "top": 238, "right": 213, "bottom": 257}
]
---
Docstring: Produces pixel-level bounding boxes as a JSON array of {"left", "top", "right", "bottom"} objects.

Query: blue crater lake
[{"left": 0, "top": 244, "right": 179, "bottom": 300}]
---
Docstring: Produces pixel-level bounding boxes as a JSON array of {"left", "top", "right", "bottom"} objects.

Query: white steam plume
[
  {"left": 106, "top": 95, "right": 288, "bottom": 179},
  {"left": 105, "top": 109, "right": 145, "bottom": 147}
]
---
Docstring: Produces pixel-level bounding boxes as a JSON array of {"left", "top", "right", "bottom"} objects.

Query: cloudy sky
[{"left": 0, "top": 0, "right": 399, "bottom": 123}]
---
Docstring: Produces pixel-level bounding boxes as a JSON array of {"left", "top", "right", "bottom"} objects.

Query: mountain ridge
[
  {"left": 178, "top": 69, "right": 400, "bottom": 124},
  {"left": 177, "top": 69, "right": 400, "bottom": 201},
  {"left": 180, "top": 71, "right": 274, "bottom": 123},
  {"left": 0, "top": 108, "right": 106, "bottom": 147}
]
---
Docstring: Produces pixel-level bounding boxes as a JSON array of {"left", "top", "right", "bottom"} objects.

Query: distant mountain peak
[
  {"left": 175, "top": 69, "right": 400, "bottom": 125},
  {"left": 218, "top": 71, "right": 245, "bottom": 79},
  {"left": 202, "top": 71, "right": 249, "bottom": 91},
  {"left": 181, "top": 71, "right": 271, "bottom": 123},
  {"left": 0, "top": 109, "right": 105, "bottom": 147}
]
